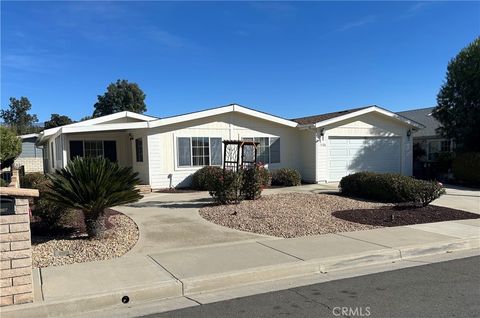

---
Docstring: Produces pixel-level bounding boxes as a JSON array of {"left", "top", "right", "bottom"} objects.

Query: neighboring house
[
  {"left": 15, "top": 134, "right": 44, "bottom": 173},
  {"left": 37, "top": 104, "right": 423, "bottom": 189},
  {"left": 398, "top": 107, "right": 454, "bottom": 176}
]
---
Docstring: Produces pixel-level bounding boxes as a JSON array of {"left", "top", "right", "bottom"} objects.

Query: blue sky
[{"left": 1, "top": 1, "right": 479, "bottom": 122}]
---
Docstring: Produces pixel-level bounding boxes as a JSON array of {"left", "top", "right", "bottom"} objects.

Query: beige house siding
[
  {"left": 316, "top": 112, "right": 413, "bottom": 182},
  {"left": 147, "top": 113, "right": 300, "bottom": 189}
]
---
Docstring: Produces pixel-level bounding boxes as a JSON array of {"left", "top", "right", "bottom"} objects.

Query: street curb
[
  {"left": 0, "top": 281, "right": 183, "bottom": 318},
  {"left": 3, "top": 238, "right": 478, "bottom": 318}
]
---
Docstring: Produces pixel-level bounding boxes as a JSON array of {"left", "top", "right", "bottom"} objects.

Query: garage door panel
[{"left": 328, "top": 137, "right": 401, "bottom": 181}]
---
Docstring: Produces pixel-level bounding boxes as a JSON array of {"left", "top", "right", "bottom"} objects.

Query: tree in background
[
  {"left": 0, "top": 126, "right": 22, "bottom": 170},
  {"left": 1, "top": 97, "right": 39, "bottom": 135},
  {"left": 44, "top": 113, "right": 74, "bottom": 129},
  {"left": 92, "top": 79, "right": 147, "bottom": 117},
  {"left": 79, "top": 115, "right": 93, "bottom": 121},
  {"left": 433, "top": 37, "right": 480, "bottom": 152}
]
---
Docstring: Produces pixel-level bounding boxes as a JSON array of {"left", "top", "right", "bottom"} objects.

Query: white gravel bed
[
  {"left": 32, "top": 213, "right": 139, "bottom": 268},
  {"left": 200, "top": 193, "right": 389, "bottom": 238}
]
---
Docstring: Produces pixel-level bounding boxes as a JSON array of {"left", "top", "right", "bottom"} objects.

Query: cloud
[
  {"left": 400, "top": 2, "right": 433, "bottom": 19},
  {"left": 336, "top": 15, "right": 376, "bottom": 32}
]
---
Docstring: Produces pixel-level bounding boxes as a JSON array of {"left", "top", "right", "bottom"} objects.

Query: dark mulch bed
[
  {"left": 31, "top": 209, "right": 120, "bottom": 238},
  {"left": 332, "top": 205, "right": 480, "bottom": 227},
  {"left": 154, "top": 188, "right": 200, "bottom": 193}
]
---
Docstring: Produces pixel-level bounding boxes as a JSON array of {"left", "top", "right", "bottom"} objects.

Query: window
[
  {"left": 50, "top": 142, "right": 55, "bottom": 168},
  {"left": 84, "top": 140, "right": 103, "bottom": 158},
  {"left": 135, "top": 138, "right": 143, "bottom": 162},
  {"left": 177, "top": 137, "right": 222, "bottom": 167},
  {"left": 427, "top": 139, "right": 452, "bottom": 161},
  {"left": 70, "top": 140, "right": 117, "bottom": 162},
  {"left": 242, "top": 137, "right": 281, "bottom": 164}
]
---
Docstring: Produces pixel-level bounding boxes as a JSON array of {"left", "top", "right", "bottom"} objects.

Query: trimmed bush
[
  {"left": 21, "top": 172, "right": 47, "bottom": 189},
  {"left": 20, "top": 172, "right": 69, "bottom": 229},
  {"left": 339, "top": 172, "right": 445, "bottom": 206},
  {"left": 452, "top": 152, "right": 480, "bottom": 185},
  {"left": 191, "top": 166, "right": 223, "bottom": 190},
  {"left": 242, "top": 165, "right": 264, "bottom": 200},
  {"left": 257, "top": 164, "right": 271, "bottom": 187},
  {"left": 208, "top": 170, "right": 243, "bottom": 205},
  {"left": 271, "top": 168, "right": 301, "bottom": 187}
]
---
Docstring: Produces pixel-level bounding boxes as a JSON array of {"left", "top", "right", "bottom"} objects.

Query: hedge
[
  {"left": 339, "top": 172, "right": 445, "bottom": 206},
  {"left": 271, "top": 168, "right": 301, "bottom": 187},
  {"left": 191, "top": 166, "right": 223, "bottom": 190},
  {"left": 452, "top": 152, "right": 480, "bottom": 185}
]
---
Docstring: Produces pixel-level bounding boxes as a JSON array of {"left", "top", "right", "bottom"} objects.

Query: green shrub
[
  {"left": 452, "top": 152, "right": 480, "bottom": 185},
  {"left": 257, "top": 164, "right": 271, "bottom": 187},
  {"left": 242, "top": 166, "right": 263, "bottom": 200},
  {"left": 0, "top": 178, "right": 8, "bottom": 187},
  {"left": 21, "top": 172, "right": 47, "bottom": 189},
  {"left": 191, "top": 166, "right": 223, "bottom": 190},
  {"left": 208, "top": 170, "right": 243, "bottom": 205},
  {"left": 271, "top": 168, "right": 301, "bottom": 187},
  {"left": 20, "top": 173, "right": 68, "bottom": 229},
  {"left": 339, "top": 172, "right": 445, "bottom": 206}
]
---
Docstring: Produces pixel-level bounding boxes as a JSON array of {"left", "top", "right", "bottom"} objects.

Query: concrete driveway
[
  {"left": 432, "top": 185, "right": 480, "bottom": 214},
  {"left": 115, "top": 192, "right": 271, "bottom": 255}
]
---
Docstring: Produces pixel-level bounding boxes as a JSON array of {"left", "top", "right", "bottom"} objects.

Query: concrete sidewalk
[{"left": 2, "top": 218, "right": 479, "bottom": 318}]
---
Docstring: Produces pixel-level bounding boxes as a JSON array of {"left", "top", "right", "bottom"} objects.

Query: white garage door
[{"left": 329, "top": 137, "right": 401, "bottom": 181}]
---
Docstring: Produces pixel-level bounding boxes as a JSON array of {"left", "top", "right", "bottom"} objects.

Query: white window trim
[{"left": 174, "top": 136, "right": 223, "bottom": 170}]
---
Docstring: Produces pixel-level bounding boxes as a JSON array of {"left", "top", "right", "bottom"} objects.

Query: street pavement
[{"left": 144, "top": 256, "right": 480, "bottom": 318}]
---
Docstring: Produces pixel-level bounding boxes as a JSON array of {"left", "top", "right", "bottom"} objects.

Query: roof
[
  {"left": 19, "top": 133, "right": 39, "bottom": 139},
  {"left": 293, "top": 105, "right": 424, "bottom": 129},
  {"left": 292, "top": 107, "right": 369, "bottom": 125},
  {"left": 397, "top": 107, "right": 439, "bottom": 137},
  {"left": 148, "top": 104, "right": 298, "bottom": 128}
]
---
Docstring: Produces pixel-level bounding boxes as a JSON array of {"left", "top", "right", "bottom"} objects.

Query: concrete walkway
[
  {"left": 4, "top": 218, "right": 479, "bottom": 318},
  {"left": 432, "top": 184, "right": 480, "bottom": 214},
  {"left": 3, "top": 184, "right": 479, "bottom": 317}
]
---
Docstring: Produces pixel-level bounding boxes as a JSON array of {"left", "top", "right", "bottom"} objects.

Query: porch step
[{"left": 136, "top": 184, "right": 152, "bottom": 194}]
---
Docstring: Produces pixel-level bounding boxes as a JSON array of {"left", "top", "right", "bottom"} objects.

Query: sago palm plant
[{"left": 45, "top": 157, "right": 142, "bottom": 238}]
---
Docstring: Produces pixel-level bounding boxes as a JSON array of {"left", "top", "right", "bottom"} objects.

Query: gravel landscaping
[
  {"left": 199, "top": 193, "right": 479, "bottom": 238},
  {"left": 200, "top": 193, "right": 387, "bottom": 238},
  {"left": 32, "top": 210, "right": 138, "bottom": 268}
]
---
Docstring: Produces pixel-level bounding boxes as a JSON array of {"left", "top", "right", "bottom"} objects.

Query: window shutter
[
  {"left": 178, "top": 137, "right": 191, "bottom": 166},
  {"left": 103, "top": 141, "right": 117, "bottom": 162},
  {"left": 270, "top": 137, "right": 280, "bottom": 163},
  {"left": 210, "top": 138, "right": 222, "bottom": 166},
  {"left": 69, "top": 141, "right": 84, "bottom": 160}
]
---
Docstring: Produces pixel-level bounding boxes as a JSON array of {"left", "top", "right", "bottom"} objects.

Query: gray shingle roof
[
  {"left": 397, "top": 107, "right": 439, "bottom": 137},
  {"left": 291, "top": 106, "right": 370, "bottom": 125}
]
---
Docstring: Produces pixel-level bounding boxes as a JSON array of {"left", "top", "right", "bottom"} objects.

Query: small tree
[
  {"left": 44, "top": 157, "right": 142, "bottom": 238},
  {"left": 93, "top": 79, "right": 147, "bottom": 117},
  {"left": 1, "top": 97, "right": 39, "bottom": 135},
  {"left": 44, "top": 114, "right": 74, "bottom": 129},
  {"left": 433, "top": 37, "right": 480, "bottom": 152},
  {"left": 0, "top": 126, "right": 22, "bottom": 170}
]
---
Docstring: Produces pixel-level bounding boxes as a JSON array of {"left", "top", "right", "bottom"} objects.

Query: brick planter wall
[{"left": 0, "top": 188, "right": 38, "bottom": 307}]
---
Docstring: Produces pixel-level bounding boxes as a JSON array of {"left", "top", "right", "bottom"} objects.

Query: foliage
[
  {"left": 1, "top": 97, "right": 39, "bottom": 135},
  {"left": 0, "top": 126, "right": 22, "bottom": 169},
  {"left": 20, "top": 173, "right": 68, "bottom": 229},
  {"left": 44, "top": 114, "right": 74, "bottom": 129},
  {"left": 257, "top": 164, "right": 271, "bottom": 187},
  {"left": 241, "top": 165, "right": 264, "bottom": 200},
  {"left": 0, "top": 178, "right": 8, "bottom": 187},
  {"left": 80, "top": 115, "right": 93, "bottom": 121},
  {"left": 452, "top": 152, "right": 480, "bottom": 185},
  {"left": 44, "top": 157, "right": 142, "bottom": 238},
  {"left": 93, "top": 79, "right": 147, "bottom": 117},
  {"left": 339, "top": 172, "right": 446, "bottom": 206},
  {"left": 208, "top": 170, "right": 244, "bottom": 205},
  {"left": 191, "top": 166, "right": 223, "bottom": 190},
  {"left": 271, "top": 168, "right": 302, "bottom": 187},
  {"left": 433, "top": 37, "right": 480, "bottom": 152}
]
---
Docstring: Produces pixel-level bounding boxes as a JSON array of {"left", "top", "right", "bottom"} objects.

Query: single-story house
[
  {"left": 37, "top": 104, "right": 423, "bottom": 189},
  {"left": 15, "top": 134, "right": 44, "bottom": 173},
  {"left": 398, "top": 107, "right": 454, "bottom": 178}
]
